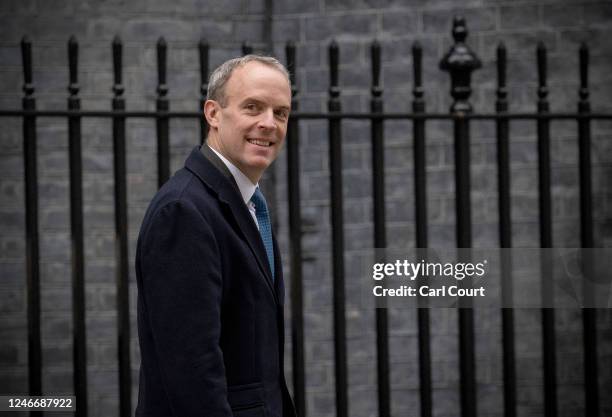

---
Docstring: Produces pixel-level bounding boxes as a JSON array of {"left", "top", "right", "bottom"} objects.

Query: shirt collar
[{"left": 208, "top": 145, "right": 258, "bottom": 205}]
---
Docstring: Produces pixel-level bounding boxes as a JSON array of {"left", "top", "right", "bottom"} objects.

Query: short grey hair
[{"left": 206, "top": 55, "right": 290, "bottom": 106}]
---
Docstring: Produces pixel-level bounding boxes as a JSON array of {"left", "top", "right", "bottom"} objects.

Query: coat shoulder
[{"left": 139, "top": 168, "right": 220, "bottom": 236}]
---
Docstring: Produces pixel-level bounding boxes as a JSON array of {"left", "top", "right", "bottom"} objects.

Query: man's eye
[
  {"left": 245, "top": 103, "right": 258, "bottom": 111},
  {"left": 275, "top": 110, "right": 288, "bottom": 119}
]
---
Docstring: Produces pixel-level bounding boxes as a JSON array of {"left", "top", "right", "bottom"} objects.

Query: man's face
[{"left": 206, "top": 61, "right": 292, "bottom": 184}]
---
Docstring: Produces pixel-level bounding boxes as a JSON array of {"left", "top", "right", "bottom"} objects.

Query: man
[{"left": 135, "top": 55, "right": 295, "bottom": 417}]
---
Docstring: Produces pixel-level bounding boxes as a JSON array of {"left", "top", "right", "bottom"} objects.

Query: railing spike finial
[
  {"left": 285, "top": 41, "right": 298, "bottom": 99},
  {"left": 579, "top": 42, "right": 589, "bottom": 105},
  {"left": 412, "top": 41, "right": 424, "bottom": 107},
  {"left": 329, "top": 40, "right": 339, "bottom": 100},
  {"left": 198, "top": 38, "right": 210, "bottom": 145},
  {"left": 452, "top": 15, "right": 468, "bottom": 43},
  {"left": 21, "top": 36, "right": 34, "bottom": 97},
  {"left": 496, "top": 42, "right": 508, "bottom": 110},
  {"left": 497, "top": 42, "right": 507, "bottom": 86},
  {"left": 112, "top": 36, "right": 124, "bottom": 97},
  {"left": 199, "top": 38, "right": 209, "bottom": 98},
  {"left": 68, "top": 36, "right": 79, "bottom": 97},
  {"left": 439, "top": 17, "right": 481, "bottom": 113},
  {"left": 157, "top": 37, "right": 168, "bottom": 98},
  {"left": 537, "top": 42, "right": 548, "bottom": 108},
  {"left": 371, "top": 39, "right": 382, "bottom": 99}
]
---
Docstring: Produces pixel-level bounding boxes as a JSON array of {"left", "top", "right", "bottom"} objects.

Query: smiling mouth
[{"left": 247, "top": 138, "right": 273, "bottom": 147}]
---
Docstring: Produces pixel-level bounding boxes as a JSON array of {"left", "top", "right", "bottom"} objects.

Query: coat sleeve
[{"left": 139, "top": 199, "right": 231, "bottom": 417}]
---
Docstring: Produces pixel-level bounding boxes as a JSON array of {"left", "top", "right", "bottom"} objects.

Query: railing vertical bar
[
  {"left": 199, "top": 39, "right": 209, "bottom": 145},
  {"left": 370, "top": 40, "right": 390, "bottom": 417},
  {"left": 21, "top": 37, "right": 42, "bottom": 411},
  {"left": 496, "top": 42, "right": 517, "bottom": 417},
  {"left": 112, "top": 36, "right": 132, "bottom": 417},
  {"left": 412, "top": 41, "right": 432, "bottom": 417},
  {"left": 328, "top": 40, "right": 348, "bottom": 417},
  {"left": 67, "top": 35, "right": 88, "bottom": 417},
  {"left": 454, "top": 125, "right": 472, "bottom": 243},
  {"left": 536, "top": 42, "right": 558, "bottom": 417},
  {"left": 439, "top": 17, "right": 479, "bottom": 417},
  {"left": 455, "top": 114, "right": 476, "bottom": 417},
  {"left": 577, "top": 42, "right": 599, "bottom": 417},
  {"left": 156, "top": 37, "right": 170, "bottom": 187},
  {"left": 286, "top": 42, "right": 306, "bottom": 417}
]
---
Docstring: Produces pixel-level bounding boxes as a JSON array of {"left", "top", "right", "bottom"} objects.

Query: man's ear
[{"left": 204, "top": 100, "right": 220, "bottom": 128}]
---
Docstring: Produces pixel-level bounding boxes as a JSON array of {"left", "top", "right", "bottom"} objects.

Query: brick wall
[
  {"left": 1, "top": 0, "right": 611, "bottom": 416},
  {"left": 268, "top": 2, "right": 612, "bottom": 417}
]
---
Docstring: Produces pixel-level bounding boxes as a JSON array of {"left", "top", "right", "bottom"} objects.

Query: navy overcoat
[{"left": 135, "top": 146, "right": 295, "bottom": 417}]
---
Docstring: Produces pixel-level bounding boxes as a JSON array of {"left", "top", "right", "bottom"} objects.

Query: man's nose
[{"left": 258, "top": 109, "right": 276, "bottom": 130}]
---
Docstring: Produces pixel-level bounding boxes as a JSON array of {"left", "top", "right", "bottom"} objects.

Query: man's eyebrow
[
  {"left": 239, "top": 97, "right": 291, "bottom": 111},
  {"left": 239, "top": 97, "right": 262, "bottom": 105}
]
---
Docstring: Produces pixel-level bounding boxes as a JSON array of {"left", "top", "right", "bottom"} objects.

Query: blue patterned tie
[{"left": 250, "top": 188, "right": 274, "bottom": 280}]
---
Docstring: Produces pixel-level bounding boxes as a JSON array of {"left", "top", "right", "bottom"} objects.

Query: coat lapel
[{"left": 185, "top": 146, "right": 278, "bottom": 303}]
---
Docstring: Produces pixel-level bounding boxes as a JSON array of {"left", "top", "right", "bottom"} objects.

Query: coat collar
[
  {"left": 207, "top": 145, "right": 258, "bottom": 206},
  {"left": 184, "top": 146, "right": 278, "bottom": 302}
]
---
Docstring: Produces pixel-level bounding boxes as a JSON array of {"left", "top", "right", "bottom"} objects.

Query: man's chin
[{"left": 248, "top": 155, "right": 275, "bottom": 168}]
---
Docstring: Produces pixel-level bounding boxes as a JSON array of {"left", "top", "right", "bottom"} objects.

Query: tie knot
[{"left": 250, "top": 188, "right": 268, "bottom": 213}]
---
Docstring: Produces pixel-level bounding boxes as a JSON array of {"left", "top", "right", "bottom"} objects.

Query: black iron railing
[{"left": 1, "top": 16, "right": 609, "bottom": 417}]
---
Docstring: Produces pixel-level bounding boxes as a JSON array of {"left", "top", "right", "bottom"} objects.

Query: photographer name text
[{"left": 371, "top": 259, "right": 488, "bottom": 298}]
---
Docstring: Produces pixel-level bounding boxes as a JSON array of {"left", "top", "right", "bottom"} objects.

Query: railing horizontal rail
[{"left": 1, "top": 110, "right": 612, "bottom": 119}]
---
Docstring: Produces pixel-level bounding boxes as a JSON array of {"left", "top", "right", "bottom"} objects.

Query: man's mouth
[{"left": 247, "top": 138, "right": 273, "bottom": 147}]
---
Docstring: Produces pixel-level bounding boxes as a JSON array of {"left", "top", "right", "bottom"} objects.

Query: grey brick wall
[
  {"left": 269, "top": 1, "right": 612, "bottom": 417},
  {"left": 1, "top": 1, "right": 611, "bottom": 417}
]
